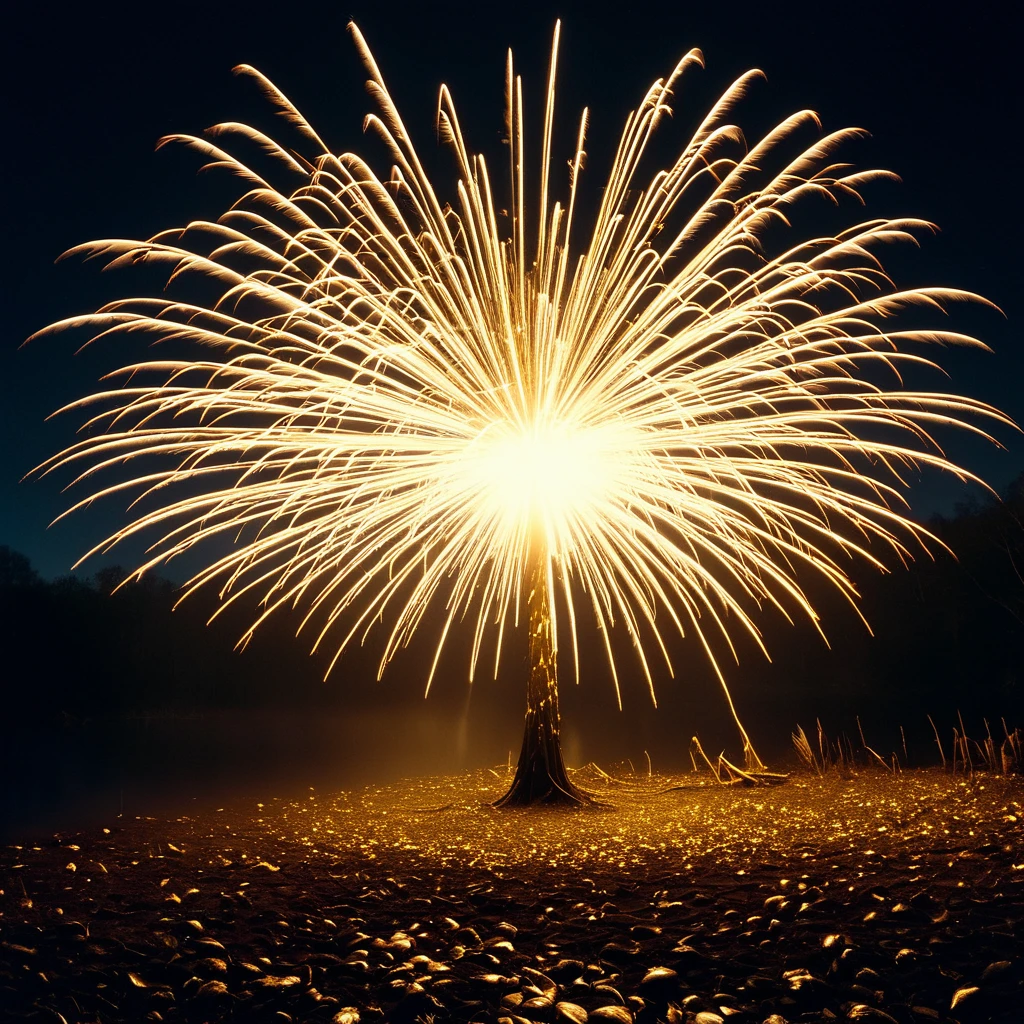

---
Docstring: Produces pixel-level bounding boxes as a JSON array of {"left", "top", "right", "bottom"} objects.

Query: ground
[{"left": 1, "top": 766, "right": 1022, "bottom": 1022}]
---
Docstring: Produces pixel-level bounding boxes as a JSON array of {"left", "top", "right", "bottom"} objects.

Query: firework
[{"left": 37, "top": 23, "right": 1009, "bottom": 801}]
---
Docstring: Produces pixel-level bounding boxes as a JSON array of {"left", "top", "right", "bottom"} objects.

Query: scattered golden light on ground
[
  {"left": 2, "top": 768, "right": 1022, "bottom": 1021},
  {"left": 265, "top": 767, "right": 1023, "bottom": 879}
]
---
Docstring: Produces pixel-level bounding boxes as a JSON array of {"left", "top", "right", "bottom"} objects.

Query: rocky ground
[{"left": 1, "top": 766, "right": 1022, "bottom": 1023}]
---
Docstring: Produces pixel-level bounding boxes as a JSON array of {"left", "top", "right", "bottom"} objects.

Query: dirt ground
[{"left": 1, "top": 766, "right": 1022, "bottom": 1023}]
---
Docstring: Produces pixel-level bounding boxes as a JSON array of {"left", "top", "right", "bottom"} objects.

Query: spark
[{"left": 36, "top": 22, "right": 1010, "bottom": 737}]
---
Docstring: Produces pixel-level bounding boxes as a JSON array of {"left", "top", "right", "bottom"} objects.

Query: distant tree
[
  {"left": 0, "top": 546, "right": 42, "bottom": 590},
  {"left": 93, "top": 565, "right": 130, "bottom": 596}
]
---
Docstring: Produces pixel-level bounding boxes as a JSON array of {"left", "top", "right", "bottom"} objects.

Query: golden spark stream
[{"left": 37, "top": 23, "right": 1011, "bottom": 728}]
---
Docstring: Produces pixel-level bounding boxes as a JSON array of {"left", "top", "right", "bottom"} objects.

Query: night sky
[{"left": 2, "top": 0, "right": 1021, "bottom": 581}]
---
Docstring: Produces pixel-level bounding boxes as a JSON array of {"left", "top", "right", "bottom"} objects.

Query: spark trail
[{"left": 36, "top": 22, "right": 1011, "bottom": 801}]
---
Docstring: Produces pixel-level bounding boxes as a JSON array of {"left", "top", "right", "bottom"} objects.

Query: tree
[
  {"left": 494, "top": 556, "right": 594, "bottom": 806},
  {"left": 0, "top": 546, "right": 41, "bottom": 590}
]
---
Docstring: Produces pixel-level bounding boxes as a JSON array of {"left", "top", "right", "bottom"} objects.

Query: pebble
[
  {"left": 589, "top": 1007, "right": 633, "bottom": 1024},
  {"left": 0, "top": 768, "right": 1021, "bottom": 1024},
  {"left": 693, "top": 1012, "right": 725, "bottom": 1024},
  {"left": 846, "top": 1007, "right": 898, "bottom": 1022},
  {"left": 555, "top": 1002, "right": 588, "bottom": 1024},
  {"left": 949, "top": 985, "right": 980, "bottom": 1009}
]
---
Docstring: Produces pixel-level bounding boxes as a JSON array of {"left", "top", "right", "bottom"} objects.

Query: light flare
[
  {"left": 467, "top": 420, "right": 629, "bottom": 549},
  {"left": 34, "top": 22, "right": 1013, "bottom": 763}
]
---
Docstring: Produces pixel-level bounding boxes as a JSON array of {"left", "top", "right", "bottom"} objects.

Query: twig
[
  {"left": 690, "top": 736, "right": 722, "bottom": 784},
  {"left": 957, "top": 710, "right": 973, "bottom": 773},
  {"left": 927, "top": 714, "right": 947, "bottom": 769},
  {"left": 580, "top": 762, "right": 626, "bottom": 786}
]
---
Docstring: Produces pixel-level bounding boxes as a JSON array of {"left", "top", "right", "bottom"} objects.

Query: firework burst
[{"left": 36, "top": 23, "right": 1009, "bottom": 796}]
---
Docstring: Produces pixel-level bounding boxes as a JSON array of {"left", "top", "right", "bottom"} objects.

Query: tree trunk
[{"left": 494, "top": 554, "right": 595, "bottom": 807}]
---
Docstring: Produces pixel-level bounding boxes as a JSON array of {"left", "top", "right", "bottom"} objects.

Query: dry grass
[{"left": 791, "top": 714, "right": 1022, "bottom": 778}]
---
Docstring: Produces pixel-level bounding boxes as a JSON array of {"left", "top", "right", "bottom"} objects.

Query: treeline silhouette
[
  {"left": 0, "top": 551, "right": 350, "bottom": 724},
  {"left": 1, "top": 473, "right": 1021, "bottom": 730},
  {"left": 727, "top": 472, "right": 1024, "bottom": 731}
]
